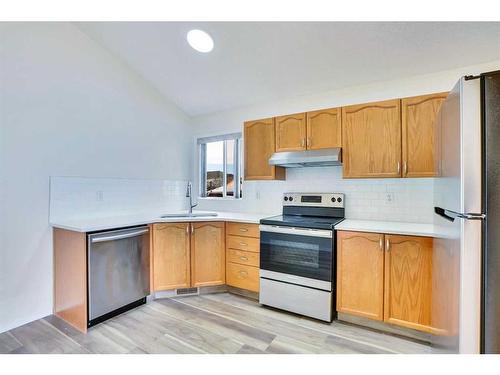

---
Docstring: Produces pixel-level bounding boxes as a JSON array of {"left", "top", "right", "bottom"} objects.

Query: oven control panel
[{"left": 283, "top": 193, "right": 344, "bottom": 208}]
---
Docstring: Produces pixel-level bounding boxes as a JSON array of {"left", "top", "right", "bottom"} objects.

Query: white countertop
[
  {"left": 51, "top": 211, "right": 448, "bottom": 239},
  {"left": 334, "top": 219, "right": 439, "bottom": 238},
  {"left": 50, "top": 210, "right": 274, "bottom": 233}
]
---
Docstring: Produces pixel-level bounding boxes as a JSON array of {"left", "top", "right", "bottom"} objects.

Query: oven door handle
[{"left": 259, "top": 224, "right": 332, "bottom": 238}]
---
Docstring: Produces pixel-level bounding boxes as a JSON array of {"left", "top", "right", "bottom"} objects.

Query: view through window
[{"left": 199, "top": 133, "right": 242, "bottom": 198}]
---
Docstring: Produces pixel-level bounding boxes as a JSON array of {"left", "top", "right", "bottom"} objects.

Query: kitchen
[{"left": 1, "top": 5, "right": 500, "bottom": 371}]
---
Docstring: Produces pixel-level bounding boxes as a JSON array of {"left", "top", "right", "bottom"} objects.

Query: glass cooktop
[{"left": 260, "top": 214, "right": 345, "bottom": 230}]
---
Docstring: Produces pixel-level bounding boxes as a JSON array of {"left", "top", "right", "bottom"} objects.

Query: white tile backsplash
[
  {"left": 197, "top": 166, "right": 435, "bottom": 224},
  {"left": 49, "top": 169, "right": 435, "bottom": 225},
  {"left": 49, "top": 176, "right": 189, "bottom": 222}
]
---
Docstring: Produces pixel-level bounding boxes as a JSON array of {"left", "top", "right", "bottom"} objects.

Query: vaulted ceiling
[{"left": 77, "top": 22, "right": 500, "bottom": 116}]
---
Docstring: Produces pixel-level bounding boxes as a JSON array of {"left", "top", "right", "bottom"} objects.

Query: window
[{"left": 198, "top": 133, "right": 242, "bottom": 198}]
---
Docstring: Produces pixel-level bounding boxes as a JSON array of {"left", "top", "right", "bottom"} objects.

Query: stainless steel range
[{"left": 259, "top": 193, "right": 344, "bottom": 322}]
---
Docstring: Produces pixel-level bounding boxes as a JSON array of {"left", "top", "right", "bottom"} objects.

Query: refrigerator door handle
[
  {"left": 456, "top": 212, "right": 486, "bottom": 220},
  {"left": 434, "top": 207, "right": 486, "bottom": 222}
]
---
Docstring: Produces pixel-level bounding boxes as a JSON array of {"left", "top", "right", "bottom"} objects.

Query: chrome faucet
[{"left": 186, "top": 181, "right": 197, "bottom": 214}]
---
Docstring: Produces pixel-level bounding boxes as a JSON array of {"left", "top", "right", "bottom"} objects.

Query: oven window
[
  {"left": 260, "top": 231, "right": 333, "bottom": 281},
  {"left": 268, "top": 239, "right": 320, "bottom": 268}
]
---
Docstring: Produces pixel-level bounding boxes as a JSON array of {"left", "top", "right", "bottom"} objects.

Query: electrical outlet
[
  {"left": 385, "top": 192, "right": 394, "bottom": 203},
  {"left": 96, "top": 191, "right": 104, "bottom": 202}
]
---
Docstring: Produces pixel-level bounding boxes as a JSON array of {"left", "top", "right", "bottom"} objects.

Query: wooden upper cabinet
[
  {"left": 191, "top": 222, "right": 225, "bottom": 287},
  {"left": 153, "top": 223, "right": 190, "bottom": 291},
  {"left": 275, "top": 112, "right": 307, "bottom": 152},
  {"left": 384, "top": 235, "right": 434, "bottom": 333},
  {"left": 306, "top": 107, "right": 342, "bottom": 150},
  {"left": 337, "top": 231, "right": 385, "bottom": 321},
  {"left": 402, "top": 92, "right": 448, "bottom": 177},
  {"left": 342, "top": 99, "right": 402, "bottom": 178},
  {"left": 244, "top": 118, "right": 285, "bottom": 180}
]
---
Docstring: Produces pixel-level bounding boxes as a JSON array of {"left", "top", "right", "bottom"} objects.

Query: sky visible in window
[{"left": 206, "top": 141, "right": 223, "bottom": 171}]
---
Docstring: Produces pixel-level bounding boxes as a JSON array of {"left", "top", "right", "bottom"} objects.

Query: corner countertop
[
  {"left": 334, "top": 219, "right": 439, "bottom": 238},
  {"left": 50, "top": 210, "right": 275, "bottom": 233}
]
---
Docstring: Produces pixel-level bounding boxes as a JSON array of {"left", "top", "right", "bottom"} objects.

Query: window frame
[{"left": 198, "top": 132, "right": 242, "bottom": 199}]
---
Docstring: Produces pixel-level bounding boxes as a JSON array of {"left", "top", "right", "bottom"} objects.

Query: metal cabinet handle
[
  {"left": 386, "top": 239, "right": 390, "bottom": 252},
  {"left": 239, "top": 242, "right": 248, "bottom": 246},
  {"left": 397, "top": 161, "right": 401, "bottom": 174},
  {"left": 239, "top": 228, "right": 248, "bottom": 232},
  {"left": 379, "top": 237, "right": 383, "bottom": 250},
  {"left": 301, "top": 138, "right": 306, "bottom": 148},
  {"left": 307, "top": 137, "right": 311, "bottom": 148},
  {"left": 403, "top": 161, "right": 408, "bottom": 176},
  {"left": 186, "top": 225, "right": 189, "bottom": 234},
  {"left": 239, "top": 256, "right": 248, "bottom": 261},
  {"left": 191, "top": 225, "right": 194, "bottom": 235},
  {"left": 238, "top": 270, "right": 248, "bottom": 276}
]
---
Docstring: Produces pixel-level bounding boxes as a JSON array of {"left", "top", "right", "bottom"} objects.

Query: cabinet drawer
[
  {"left": 226, "top": 235, "right": 260, "bottom": 253},
  {"left": 226, "top": 263, "right": 259, "bottom": 292},
  {"left": 226, "top": 222, "right": 260, "bottom": 238},
  {"left": 227, "top": 249, "right": 260, "bottom": 267}
]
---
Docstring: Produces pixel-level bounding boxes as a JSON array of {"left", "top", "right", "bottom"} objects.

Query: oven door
[{"left": 259, "top": 225, "right": 333, "bottom": 282}]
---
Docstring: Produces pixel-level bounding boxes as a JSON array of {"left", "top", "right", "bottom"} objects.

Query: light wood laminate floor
[{"left": 0, "top": 293, "right": 445, "bottom": 354}]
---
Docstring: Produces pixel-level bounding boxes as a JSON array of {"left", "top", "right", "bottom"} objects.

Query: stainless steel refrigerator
[{"left": 433, "top": 71, "right": 500, "bottom": 354}]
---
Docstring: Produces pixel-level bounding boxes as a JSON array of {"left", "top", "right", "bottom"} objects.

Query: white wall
[
  {"left": 0, "top": 23, "right": 193, "bottom": 333},
  {"left": 192, "top": 59, "right": 500, "bottom": 221}
]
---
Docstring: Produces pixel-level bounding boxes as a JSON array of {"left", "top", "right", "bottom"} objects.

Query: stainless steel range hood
[{"left": 268, "top": 148, "right": 342, "bottom": 168}]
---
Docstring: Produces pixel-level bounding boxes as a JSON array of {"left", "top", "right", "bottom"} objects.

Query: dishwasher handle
[{"left": 90, "top": 228, "right": 149, "bottom": 243}]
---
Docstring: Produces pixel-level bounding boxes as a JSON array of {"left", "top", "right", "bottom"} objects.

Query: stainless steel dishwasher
[{"left": 87, "top": 226, "right": 150, "bottom": 327}]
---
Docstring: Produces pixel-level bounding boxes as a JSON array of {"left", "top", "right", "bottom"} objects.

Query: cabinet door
[
  {"left": 342, "top": 99, "right": 401, "bottom": 178},
  {"left": 191, "top": 222, "right": 225, "bottom": 287},
  {"left": 244, "top": 118, "right": 285, "bottom": 180},
  {"left": 153, "top": 223, "right": 190, "bottom": 291},
  {"left": 402, "top": 93, "right": 448, "bottom": 177},
  {"left": 275, "top": 112, "right": 307, "bottom": 152},
  {"left": 384, "top": 235, "right": 434, "bottom": 333},
  {"left": 306, "top": 107, "right": 341, "bottom": 150},
  {"left": 337, "top": 231, "right": 385, "bottom": 321}
]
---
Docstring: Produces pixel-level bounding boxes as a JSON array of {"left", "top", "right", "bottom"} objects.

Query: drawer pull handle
[
  {"left": 239, "top": 242, "right": 248, "bottom": 246},
  {"left": 238, "top": 270, "right": 248, "bottom": 276},
  {"left": 239, "top": 256, "right": 248, "bottom": 261},
  {"left": 239, "top": 228, "right": 248, "bottom": 232}
]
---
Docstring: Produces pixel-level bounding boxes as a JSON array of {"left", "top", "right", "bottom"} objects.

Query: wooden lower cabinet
[
  {"left": 191, "top": 222, "right": 226, "bottom": 287},
  {"left": 226, "top": 262, "right": 259, "bottom": 292},
  {"left": 53, "top": 228, "right": 88, "bottom": 332},
  {"left": 152, "top": 221, "right": 225, "bottom": 291},
  {"left": 384, "top": 234, "right": 434, "bottom": 333},
  {"left": 227, "top": 248, "right": 259, "bottom": 267},
  {"left": 225, "top": 222, "right": 260, "bottom": 293},
  {"left": 153, "top": 223, "right": 191, "bottom": 291},
  {"left": 337, "top": 230, "right": 435, "bottom": 333},
  {"left": 336, "top": 231, "right": 385, "bottom": 321},
  {"left": 226, "top": 221, "right": 260, "bottom": 238}
]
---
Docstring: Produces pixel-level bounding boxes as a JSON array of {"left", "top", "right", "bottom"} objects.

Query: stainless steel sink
[{"left": 159, "top": 212, "right": 218, "bottom": 219}]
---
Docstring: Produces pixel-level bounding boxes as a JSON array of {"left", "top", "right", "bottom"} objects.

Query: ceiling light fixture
[{"left": 186, "top": 29, "right": 214, "bottom": 53}]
